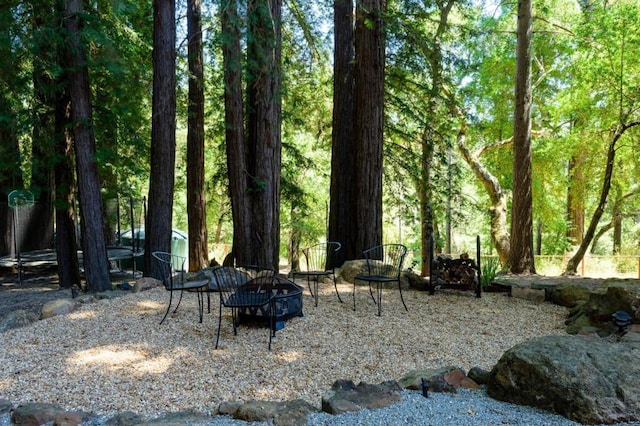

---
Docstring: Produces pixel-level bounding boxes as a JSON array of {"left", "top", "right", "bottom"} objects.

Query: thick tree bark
[
  {"left": 246, "top": 0, "right": 282, "bottom": 270},
  {"left": 221, "top": 0, "right": 251, "bottom": 266},
  {"left": 353, "top": 0, "right": 385, "bottom": 255},
  {"left": 54, "top": 81, "right": 81, "bottom": 289},
  {"left": 0, "top": 91, "right": 23, "bottom": 256},
  {"left": 327, "top": 0, "right": 356, "bottom": 264},
  {"left": 145, "top": 0, "right": 177, "bottom": 279},
  {"left": 186, "top": 0, "right": 208, "bottom": 271},
  {"left": 65, "top": 0, "right": 110, "bottom": 292},
  {"left": 508, "top": 0, "right": 535, "bottom": 274}
]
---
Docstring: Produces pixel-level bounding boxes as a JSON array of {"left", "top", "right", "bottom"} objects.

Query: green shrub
[{"left": 480, "top": 256, "right": 500, "bottom": 287}]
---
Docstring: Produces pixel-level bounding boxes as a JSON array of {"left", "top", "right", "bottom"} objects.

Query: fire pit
[{"left": 238, "top": 276, "right": 304, "bottom": 331}]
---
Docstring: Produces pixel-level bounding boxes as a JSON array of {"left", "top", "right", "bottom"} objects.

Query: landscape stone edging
[{"left": 2, "top": 369, "right": 482, "bottom": 426}]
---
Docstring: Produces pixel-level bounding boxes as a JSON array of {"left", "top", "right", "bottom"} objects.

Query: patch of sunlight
[
  {"left": 68, "top": 345, "right": 173, "bottom": 374},
  {"left": 68, "top": 310, "right": 97, "bottom": 320},
  {"left": 137, "top": 300, "right": 164, "bottom": 309},
  {"left": 273, "top": 351, "right": 303, "bottom": 363}
]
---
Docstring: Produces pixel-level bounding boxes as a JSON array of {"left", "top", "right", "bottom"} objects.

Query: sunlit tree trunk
[
  {"left": 187, "top": 0, "right": 208, "bottom": 271},
  {"left": 508, "top": 0, "right": 536, "bottom": 274}
]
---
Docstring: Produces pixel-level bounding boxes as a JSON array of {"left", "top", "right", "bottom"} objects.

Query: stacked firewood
[{"left": 432, "top": 253, "right": 479, "bottom": 289}]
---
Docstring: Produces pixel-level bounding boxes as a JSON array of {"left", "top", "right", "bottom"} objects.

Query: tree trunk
[
  {"left": 186, "top": 0, "right": 208, "bottom": 271},
  {"left": 65, "top": 0, "right": 110, "bottom": 292},
  {"left": 0, "top": 18, "right": 24, "bottom": 255},
  {"left": 54, "top": 78, "right": 82, "bottom": 289},
  {"left": 566, "top": 153, "right": 585, "bottom": 245},
  {"left": 455, "top": 124, "right": 510, "bottom": 265},
  {"left": 564, "top": 122, "right": 640, "bottom": 274},
  {"left": 353, "top": 0, "right": 385, "bottom": 255},
  {"left": 613, "top": 213, "right": 621, "bottom": 254},
  {"left": 145, "top": 0, "right": 177, "bottom": 279},
  {"left": 327, "top": 0, "right": 356, "bottom": 264},
  {"left": 221, "top": 0, "right": 250, "bottom": 266},
  {"left": 246, "top": 0, "right": 282, "bottom": 270},
  {"left": 288, "top": 205, "right": 301, "bottom": 271},
  {"left": 508, "top": 0, "right": 535, "bottom": 274},
  {"left": 29, "top": 5, "right": 56, "bottom": 253}
]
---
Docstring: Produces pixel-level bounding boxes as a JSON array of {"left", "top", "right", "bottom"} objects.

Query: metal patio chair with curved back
[
  {"left": 353, "top": 244, "right": 408, "bottom": 316},
  {"left": 292, "top": 242, "right": 343, "bottom": 307},
  {"left": 212, "top": 266, "right": 277, "bottom": 350},
  {"left": 152, "top": 251, "right": 210, "bottom": 325}
]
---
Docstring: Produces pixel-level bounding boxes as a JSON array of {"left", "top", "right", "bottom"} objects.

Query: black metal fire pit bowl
[{"left": 237, "top": 276, "right": 304, "bottom": 331}]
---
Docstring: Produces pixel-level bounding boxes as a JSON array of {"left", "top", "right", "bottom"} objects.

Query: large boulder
[
  {"left": 547, "top": 282, "right": 594, "bottom": 308},
  {"left": 564, "top": 280, "right": 640, "bottom": 335},
  {"left": 40, "top": 298, "right": 80, "bottom": 319},
  {"left": 487, "top": 335, "right": 640, "bottom": 424}
]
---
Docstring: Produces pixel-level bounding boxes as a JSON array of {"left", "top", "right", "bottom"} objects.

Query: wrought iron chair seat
[
  {"left": 152, "top": 251, "right": 209, "bottom": 325},
  {"left": 292, "top": 242, "right": 343, "bottom": 307},
  {"left": 353, "top": 244, "right": 408, "bottom": 316}
]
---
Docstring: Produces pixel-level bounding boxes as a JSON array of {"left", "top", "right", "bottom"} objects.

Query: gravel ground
[{"left": 0, "top": 281, "right": 571, "bottom": 422}]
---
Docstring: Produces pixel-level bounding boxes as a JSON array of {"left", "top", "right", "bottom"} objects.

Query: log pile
[{"left": 431, "top": 253, "right": 479, "bottom": 292}]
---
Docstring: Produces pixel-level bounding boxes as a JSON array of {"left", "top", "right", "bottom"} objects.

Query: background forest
[{"left": 1, "top": 0, "right": 639, "bottom": 290}]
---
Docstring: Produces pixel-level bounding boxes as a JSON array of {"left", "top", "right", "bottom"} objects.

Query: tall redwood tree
[
  {"left": 145, "top": 0, "right": 177, "bottom": 278},
  {"left": 508, "top": 0, "right": 536, "bottom": 274},
  {"left": 186, "top": 0, "right": 208, "bottom": 271},
  {"left": 65, "top": 0, "right": 111, "bottom": 291}
]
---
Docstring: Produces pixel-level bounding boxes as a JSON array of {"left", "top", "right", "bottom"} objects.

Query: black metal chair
[
  {"left": 292, "top": 242, "right": 343, "bottom": 307},
  {"left": 152, "top": 251, "right": 210, "bottom": 325},
  {"left": 212, "top": 266, "right": 277, "bottom": 350},
  {"left": 353, "top": 244, "right": 408, "bottom": 316}
]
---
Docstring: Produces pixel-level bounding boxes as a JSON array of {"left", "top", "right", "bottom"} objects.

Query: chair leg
[
  {"left": 333, "top": 274, "right": 343, "bottom": 303},
  {"left": 376, "top": 282, "right": 382, "bottom": 316},
  {"left": 353, "top": 279, "right": 357, "bottom": 311},
  {"left": 159, "top": 290, "right": 174, "bottom": 324},
  {"left": 314, "top": 278, "right": 319, "bottom": 307},
  {"left": 215, "top": 301, "right": 223, "bottom": 349},
  {"left": 173, "top": 290, "right": 184, "bottom": 314},
  {"left": 369, "top": 282, "right": 377, "bottom": 304},
  {"left": 268, "top": 300, "right": 274, "bottom": 351},
  {"left": 232, "top": 308, "right": 238, "bottom": 335},
  {"left": 398, "top": 280, "right": 408, "bottom": 311},
  {"left": 197, "top": 288, "right": 204, "bottom": 323}
]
